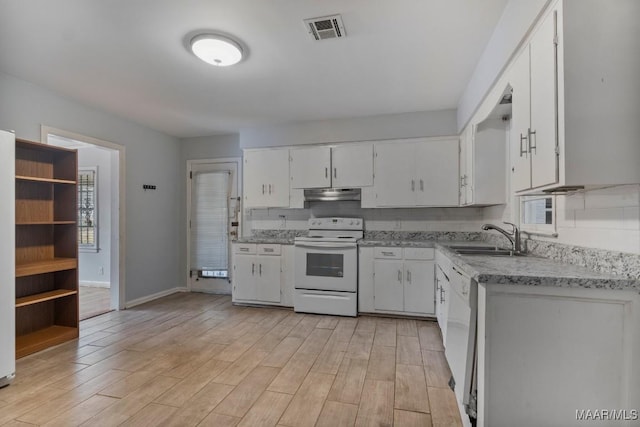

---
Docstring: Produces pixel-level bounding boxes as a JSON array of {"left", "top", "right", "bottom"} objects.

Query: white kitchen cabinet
[
  {"left": 375, "top": 137, "right": 459, "bottom": 207},
  {"left": 459, "top": 119, "right": 507, "bottom": 206},
  {"left": 362, "top": 246, "right": 436, "bottom": 316},
  {"left": 232, "top": 243, "right": 282, "bottom": 304},
  {"left": 290, "top": 144, "right": 373, "bottom": 189},
  {"left": 508, "top": 0, "right": 640, "bottom": 193},
  {"left": 476, "top": 283, "right": 640, "bottom": 427},
  {"left": 243, "top": 148, "right": 290, "bottom": 208}
]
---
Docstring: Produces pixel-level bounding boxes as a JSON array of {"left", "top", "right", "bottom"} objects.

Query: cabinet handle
[
  {"left": 519, "top": 133, "right": 528, "bottom": 157},
  {"left": 411, "top": 180, "right": 415, "bottom": 192},
  {"left": 240, "top": 247, "right": 249, "bottom": 252},
  {"left": 381, "top": 251, "right": 394, "bottom": 256},
  {"left": 269, "top": 184, "right": 272, "bottom": 194},
  {"left": 325, "top": 167, "right": 328, "bottom": 178},
  {"left": 259, "top": 264, "right": 262, "bottom": 276},
  {"left": 264, "top": 248, "right": 273, "bottom": 252},
  {"left": 420, "top": 179, "right": 424, "bottom": 191},
  {"left": 262, "top": 184, "right": 265, "bottom": 194},
  {"left": 407, "top": 270, "right": 411, "bottom": 283},
  {"left": 397, "top": 270, "right": 402, "bottom": 283},
  {"left": 252, "top": 263, "right": 255, "bottom": 275},
  {"left": 334, "top": 168, "right": 337, "bottom": 179},
  {"left": 528, "top": 128, "right": 537, "bottom": 154},
  {"left": 440, "top": 287, "right": 445, "bottom": 303}
]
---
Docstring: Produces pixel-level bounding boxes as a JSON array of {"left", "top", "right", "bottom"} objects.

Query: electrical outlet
[{"left": 99, "top": 266, "right": 104, "bottom": 275}]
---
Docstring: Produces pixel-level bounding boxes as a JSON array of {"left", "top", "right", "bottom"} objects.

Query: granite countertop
[
  {"left": 359, "top": 238, "right": 639, "bottom": 293},
  {"left": 234, "top": 237, "right": 295, "bottom": 245}
]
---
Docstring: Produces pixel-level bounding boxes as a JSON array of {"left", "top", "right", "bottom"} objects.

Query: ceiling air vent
[{"left": 304, "top": 15, "right": 345, "bottom": 41}]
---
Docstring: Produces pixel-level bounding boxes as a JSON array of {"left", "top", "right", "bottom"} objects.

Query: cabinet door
[
  {"left": 510, "top": 47, "right": 532, "bottom": 192},
  {"left": 416, "top": 139, "right": 459, "bottom": 206},
  {"left": 331, "top": 144, "right": 373, "bottom": 188},
  {"left": 245, "top": 149, "right": 290, "bottom": 208},
  {"left": 290, "top": 146, "right": 331, "bottom": 189},
  {"left": 373, "top": 260, "right": 404, "bottom": 311},
  {"left": 459, "top": 130, "right": 471, "bottom": 205},
  {"left": 374, "top": 142, "right": 416, "bottom": 207},
  {"left": 233, "top": 255, "right": 256, "bottom": 301},
  {"left": 404, "top": 262, "right": 435, "bottom": 315},
  {"left": 529, "top": 10, "right": 558, "bottom": 189},
  {"left": 256, "top": 256, "right": 281, "bottom": 303}
]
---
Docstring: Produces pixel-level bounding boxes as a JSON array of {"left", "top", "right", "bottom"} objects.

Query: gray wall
[
  {"left": 240, "top": 110, "right": 458, "bottom": 148},
  {"left": 0, "top": 71, "right": 181, "bottom": 303}
]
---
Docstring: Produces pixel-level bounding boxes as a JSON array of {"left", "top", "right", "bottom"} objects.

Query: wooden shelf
[
  {"left": 16, "top": 258, "right": 77, "bottom": 277},
  {"left": 16, "top": 325, "right": 78, "bottom": 359},
  {"left": 16, "top": 289, "right": 77, "bottom": 308},
  {"left": 16, "top": 221, "right": 76, "bottom": 225},
  {"left": 16, "top": 175, "right": 76, "bottom": 185}
]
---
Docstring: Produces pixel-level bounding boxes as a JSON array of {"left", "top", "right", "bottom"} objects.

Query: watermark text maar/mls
[{"left": 576, "top": 409, "right": 639, "bottom": 421}]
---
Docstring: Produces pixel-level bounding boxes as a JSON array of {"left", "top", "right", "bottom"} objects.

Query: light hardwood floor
[
  {"left": 0, "top": 293, "right": 462, "bottom": 426},
  {"left": 79, "top": 286, "right": 112, "bottom": 320}
]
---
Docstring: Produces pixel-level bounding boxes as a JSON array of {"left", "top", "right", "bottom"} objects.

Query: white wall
[
  {"left": 77, "top": 145, "right": 112, "bottom": 285},
  {"left": 0, "top": 71, "right": 182, "bottom": 303},
  {"left": 484, "top": 185, "right": 640, "bottom": 254},
  {"left": 247, "top": 202, "right": 486, "bottom": 234},
  {"left": 457, "top": 0, "right": 550, "bottom": 130},
  {"left": 240, "top": 110, "right": 457, "bottom": 148}
]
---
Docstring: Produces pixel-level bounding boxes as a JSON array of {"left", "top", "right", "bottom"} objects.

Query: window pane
[{"left": 78, "top": 169, "right": 97, "bottom": 246}]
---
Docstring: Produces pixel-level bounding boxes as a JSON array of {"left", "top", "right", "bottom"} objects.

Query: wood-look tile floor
[
  {"left": 79, "top": 286, "right": 112, "bottom": 321},
  {"left": 0, "top": 293, "right": 462, "bottom": 427}
]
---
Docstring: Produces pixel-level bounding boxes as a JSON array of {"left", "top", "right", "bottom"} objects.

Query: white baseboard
[
  {"left": 80, "top": 281, "right": 110, "bottom": 288},
  {"left": 125, "top": 287, "right": 188, "bottom": 309}
]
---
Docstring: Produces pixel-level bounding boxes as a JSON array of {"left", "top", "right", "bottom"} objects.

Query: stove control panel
[{"left": 308, "top": 217, "right": 363, "bottom": 230}]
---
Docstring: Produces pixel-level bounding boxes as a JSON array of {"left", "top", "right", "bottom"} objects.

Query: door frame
[
  {"left": 186, "top": 157, "right": 242, "bottom": 292},
  {"left": 41, "top": 125, "right": 126, "bottom": 310}
]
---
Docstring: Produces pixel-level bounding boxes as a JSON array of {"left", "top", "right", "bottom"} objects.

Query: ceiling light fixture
[{"left": 190, "top": 33, "right": 243, "bottom": 67}]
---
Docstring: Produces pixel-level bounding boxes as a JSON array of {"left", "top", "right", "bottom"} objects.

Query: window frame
[
  {"left": 78, "top": 166, "right": 99, "bottom": 252},
  {"left": 519, "top": 194, "right": 557, "bottom": 236}
]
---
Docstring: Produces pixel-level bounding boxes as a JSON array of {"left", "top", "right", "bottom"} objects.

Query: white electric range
[{"left": 293, "top": 217, "right": 363, "bottom": 317}]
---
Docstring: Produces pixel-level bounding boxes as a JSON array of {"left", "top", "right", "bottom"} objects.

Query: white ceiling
[{"left": 0, "top": 0, "right": 507, "bottom": 138}]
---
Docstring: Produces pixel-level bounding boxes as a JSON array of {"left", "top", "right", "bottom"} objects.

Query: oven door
[{"left": 294, "top": 242, "right": 357, "bottom": 292}]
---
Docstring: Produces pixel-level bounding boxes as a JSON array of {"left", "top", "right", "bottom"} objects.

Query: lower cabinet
[
  {"left": 232, "top": 243, "right": 286, "bottom": 305},
  {"left": 360, "top": 246, "right": 436, "bottom": 316},
  {"left": 435, "top": 262, "right": 451, "bottom": 345}
]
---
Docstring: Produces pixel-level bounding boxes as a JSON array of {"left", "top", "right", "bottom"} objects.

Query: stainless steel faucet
[{"left": 481, "top": 222, "right": 522, "bottom": 254}]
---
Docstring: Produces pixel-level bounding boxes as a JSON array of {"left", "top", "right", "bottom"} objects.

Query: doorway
[
  {"left": 43, "top": 126, "right": 125, "bottom": 316},
  {"left": 187, "top": 159, "right": 241, "bottom": 294}
]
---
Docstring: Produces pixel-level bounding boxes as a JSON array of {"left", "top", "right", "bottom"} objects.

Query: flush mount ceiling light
[{"left": 190, "top": 33, "right": 243, "bottom": 67}]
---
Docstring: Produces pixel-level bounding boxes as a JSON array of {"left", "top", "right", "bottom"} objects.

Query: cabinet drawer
[
  {"left": 374, "top": 247, "right": 402, "bottom": 259},
  {"left": 258, "top": 244, "right": 281, "bottom": 256},
  {"left": 404, "top": 247, "right": 434, "bottom": 260},
  {"left": 234, "top": 243, "right": 256, "bottom": 255}
]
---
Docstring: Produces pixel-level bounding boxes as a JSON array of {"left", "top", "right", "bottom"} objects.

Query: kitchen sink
[{"left": 446, "top": 245, "right": 525, "bottom": 257}]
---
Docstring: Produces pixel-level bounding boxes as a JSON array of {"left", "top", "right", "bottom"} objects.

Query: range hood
[{"left": 304, "top": 188, "right": 361, "bottom": 202}]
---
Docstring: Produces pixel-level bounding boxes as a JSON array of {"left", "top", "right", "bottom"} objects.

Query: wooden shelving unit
[{"left": 14, "top": 138, "right": 79, "bottom": 358}]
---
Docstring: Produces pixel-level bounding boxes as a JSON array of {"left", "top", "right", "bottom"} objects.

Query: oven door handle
[{"left": 295, "top": 242, "right": 357, "bottom": 249}]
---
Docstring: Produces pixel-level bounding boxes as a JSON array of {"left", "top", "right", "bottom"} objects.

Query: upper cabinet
[
  {"left": 508, "top": 0, "right": 640, "bottom": 194},
  {"left": 243, "top": 148, "right": 290, "bottom": 208},
  {"left": 375, "top": 137, "right": 459, "bottom": 207},
  {"left": 290, "top": 144, "right": 373, "bottom": 189}
]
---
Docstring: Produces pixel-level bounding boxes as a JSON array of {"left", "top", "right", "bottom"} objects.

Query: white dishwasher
[{"left": 445, "top": 264, "right": 476, "bottom": 427}]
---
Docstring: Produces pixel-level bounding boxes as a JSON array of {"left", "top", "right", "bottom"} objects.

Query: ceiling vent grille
[{"left": 304, "top": 15, "right": 345, "bottom": 41}]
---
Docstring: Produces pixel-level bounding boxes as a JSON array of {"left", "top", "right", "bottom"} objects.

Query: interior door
[
  {"left": 529, "top": 10, "right": 559, "bottom": 189},
  {"left": 189, "top": 161, "right": 239, "bottom": 293}
]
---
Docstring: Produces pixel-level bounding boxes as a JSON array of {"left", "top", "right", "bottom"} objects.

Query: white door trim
[{"left": 41, "top": 125, "right": 126, "bottom": 311}]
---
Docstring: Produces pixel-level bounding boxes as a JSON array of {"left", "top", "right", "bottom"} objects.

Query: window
[
  {"left": 520, "top": 195, "right": 556, "bottom": 235},
  {"left": 78, "top": 167, "right": 98, "bottom": 251}
]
